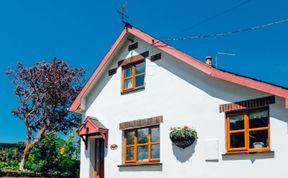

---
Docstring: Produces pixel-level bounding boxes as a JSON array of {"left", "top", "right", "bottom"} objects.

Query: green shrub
[
  {"left": 0, "top": 144, "right": 24, "bottom": 163},
  {"left": 25, "top": 132, "right": 80, "bottom": 177},
  {"left": 0, "top": 160, "right": 19, "bottom": 170},
  {"left": 7, "top": 160, "right": 19, "bottom": 170},
  {"left": 0, "top": 131, "right": 79, "bottom": 177},
  {"left": 0, "top": 161, "right": 9, "bottom": 169}
]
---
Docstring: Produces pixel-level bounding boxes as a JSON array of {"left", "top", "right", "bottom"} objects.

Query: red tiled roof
[{"left": 70, "top": 24, "right": 288, "bottom": 112}]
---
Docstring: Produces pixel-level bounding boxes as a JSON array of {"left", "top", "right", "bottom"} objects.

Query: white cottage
[{"left": 70, "top": 24, "right": 288, "bottom": 178}]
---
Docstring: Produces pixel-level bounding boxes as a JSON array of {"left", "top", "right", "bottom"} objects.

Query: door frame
[{"left": 93, "top": 139, "right": 105, "bottom": 178}]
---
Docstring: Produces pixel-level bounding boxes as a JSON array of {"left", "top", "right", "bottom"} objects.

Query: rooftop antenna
[
  {"left": 117, "top": 1, "right": 129, "bottom": 24},
  {"left": 215, "top": 52, "right": 236, "bottom": 68}
]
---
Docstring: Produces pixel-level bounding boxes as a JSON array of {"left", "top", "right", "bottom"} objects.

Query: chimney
[{"left": 206, "top": 56, "right": 212, "bottom": 66}]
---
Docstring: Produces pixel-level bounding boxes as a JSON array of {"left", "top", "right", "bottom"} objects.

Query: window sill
[
  {"left": 121, "top": 86, "right": 145, "bottom": 95},
  {"left": 118, "top": 162, "right": 162, "bottom": 167},
  {"left": 222, "top": 151, "right": 274, "bottom": 157}
]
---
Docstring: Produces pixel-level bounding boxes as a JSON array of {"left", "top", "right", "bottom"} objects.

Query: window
[
  {"left": 122, "top": 61, "right": 145, "bottom": 92},
  {"left": 124, "top": 126, "right": 160, "bottom": 164},
  {"left": 226, "top": 108, "right": 270, "bottom": 153}
]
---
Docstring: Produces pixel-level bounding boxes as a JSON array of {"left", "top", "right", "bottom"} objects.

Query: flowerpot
[{"left": 169, "top": 135, "right": 196, "bottom": 149}]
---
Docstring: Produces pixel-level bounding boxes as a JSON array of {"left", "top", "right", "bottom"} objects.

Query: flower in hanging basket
[{"left": 169, "top": 125, "right": 198, "bottom": 149}]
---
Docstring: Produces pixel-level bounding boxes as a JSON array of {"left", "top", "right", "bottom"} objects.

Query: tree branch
[
  {"left": 24, "top": 115, "right": 32, "bottom": 144},
  {"left": 31, "top": 125, "right": 47, "bottom": 146}
]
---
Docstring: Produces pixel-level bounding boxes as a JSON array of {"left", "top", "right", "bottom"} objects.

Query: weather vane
[{"left": 117, "top": 1, "right": 129, "bottom": 24}]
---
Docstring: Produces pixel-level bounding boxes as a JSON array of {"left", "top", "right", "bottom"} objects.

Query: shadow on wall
[
  {"left": 155, "top": 54, "right": 288, "bottom": 124},
  {"left": 172, "top": 141, "right": 197, "bottom": 163},
  {"left": 118, "top": 164, "right": 163, "bottom": 172},
  {"left": 222, "top": 151, "right": 275, "bottom": 163}
]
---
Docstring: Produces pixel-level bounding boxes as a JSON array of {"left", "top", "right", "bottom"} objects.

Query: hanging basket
[
  {"left": 170, "top": 135, "right": 196, "bottom": 149},
  {"left": 169, "top": 126, "right": 197, "bottom": 149}
]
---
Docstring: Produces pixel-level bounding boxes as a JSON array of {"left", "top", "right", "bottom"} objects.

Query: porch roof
[{"left": 77, "top": 117, "right": 108, "bottom": 136}]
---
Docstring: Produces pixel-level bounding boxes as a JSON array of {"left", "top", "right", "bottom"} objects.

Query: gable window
[
  {"left": 124, "top": 126, "right": 160, "bottom": 164},
  {"left": 122, "top": 61, "right": 145, "bottom": 92},
  {"left": 226, "top": 107, "right": 270, "bottom": 153}
]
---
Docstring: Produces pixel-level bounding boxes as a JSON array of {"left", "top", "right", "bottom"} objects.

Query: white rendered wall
[{"left": 79, "top": 36, "right": 288, "bottom": 178}]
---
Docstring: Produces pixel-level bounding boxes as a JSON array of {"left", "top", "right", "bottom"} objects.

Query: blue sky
[{"left": 0, "top": 0, "right": 287, "bottom": 143}]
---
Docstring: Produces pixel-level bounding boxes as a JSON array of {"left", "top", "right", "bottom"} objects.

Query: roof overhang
[
  {"left": 77, "top": 117, "right": 108, "bottom": 149},
  {"left": 69, "top": 24, "right": 288, "bottom": 112}
]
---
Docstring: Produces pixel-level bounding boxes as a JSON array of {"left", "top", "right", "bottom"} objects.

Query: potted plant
[{"left": 169, "top": 125, "right": 198, "bottom": 149}]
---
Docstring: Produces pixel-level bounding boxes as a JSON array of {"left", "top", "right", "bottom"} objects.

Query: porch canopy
[{"left": 77, "top": 117, "right": 108, "bottom": 149}]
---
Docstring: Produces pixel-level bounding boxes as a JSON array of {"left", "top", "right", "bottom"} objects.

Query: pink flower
[{"left": 183, "top": 125, "right": 189, "bottom": 129}]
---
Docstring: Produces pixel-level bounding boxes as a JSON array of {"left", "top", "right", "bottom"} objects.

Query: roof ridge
[{"left": 69, "top": 25, "right": 288, "bottom": 112}]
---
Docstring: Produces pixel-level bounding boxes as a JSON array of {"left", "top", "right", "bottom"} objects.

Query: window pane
[
  {"left": 135, "top": 62, "right": 145, "bottom": 74},
  {"left": 126, "top": 131, "right": 134, "bottom": 145},
  {"left": 229, "top": 115, "right": 244, "bottom": 130},
  {"left": 230, "top": 132, "right": 245, "bottom": 148},
  {"left": 135, "top": 75, "right": 144, "bottom": 87},
  {"left": 151, "top": 127, "right": 160, "bottom": 142},
  {"left": 124, "top": 79, "right": 132, "bottom": 89},
  {"left": 249, "top": 110, "right": 268, "bottom": 128},
  {"left": 124, "top": 67, "right": 132, "bottom": 77},
  {"left": 151, "top": 144, "right": 160, "bottom": 159},
  {"left": 126, "top": 147, "right": 134, "bottom": 160},
  {"left": 138, "top": 128, "right": 148, "bottom": 144},
  {"left": 249, "top": 130, "right": 268, "bottom": 149},
  {"left": 138, "top": 146, "right": 148, "bottom": 161}
]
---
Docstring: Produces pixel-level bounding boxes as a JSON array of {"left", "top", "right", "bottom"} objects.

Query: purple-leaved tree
[{"left": 6, "top": 59, "right": 85, "bottom": 171}]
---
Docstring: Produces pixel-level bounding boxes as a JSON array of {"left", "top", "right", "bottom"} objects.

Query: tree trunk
[
  {"left": 19, "top": 123, "right": 47, "bottom": 171},
  {"left": 19, "top": 143, "right": 32, "bottom": 171}
]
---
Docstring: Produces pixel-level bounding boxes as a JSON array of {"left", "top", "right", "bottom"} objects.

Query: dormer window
[{"left": 122, "top": 60, "right": 145, "bottom": 92}]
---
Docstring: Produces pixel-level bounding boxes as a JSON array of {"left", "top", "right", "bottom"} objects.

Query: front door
[{"left": 93, "top": 139, "right": 105, "bottom": 178}]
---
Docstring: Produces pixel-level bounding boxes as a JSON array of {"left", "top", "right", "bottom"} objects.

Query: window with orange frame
[
  {"left": 226, "top": 107, "right": 270, "bottom": 153},
  {"left": 124, "top": 126, "right": 160, "bottom": 164},
  {"left": 121, "top": 61, "right": 145, "bottom": 92}
]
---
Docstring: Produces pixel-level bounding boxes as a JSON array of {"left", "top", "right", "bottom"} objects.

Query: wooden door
[{"left": 93, "top": 139, "right": 105, "bottom": 178}]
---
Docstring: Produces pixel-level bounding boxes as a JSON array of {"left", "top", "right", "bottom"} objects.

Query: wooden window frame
[
  {"left": 123, "top": 126, "right": 160, "bottom": 164},
  {"left": 226, "top": 107, "right": 270, "bottom": 153},
  {"left": 121, "top": 60, "right": 145, "bottom": 93}
]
